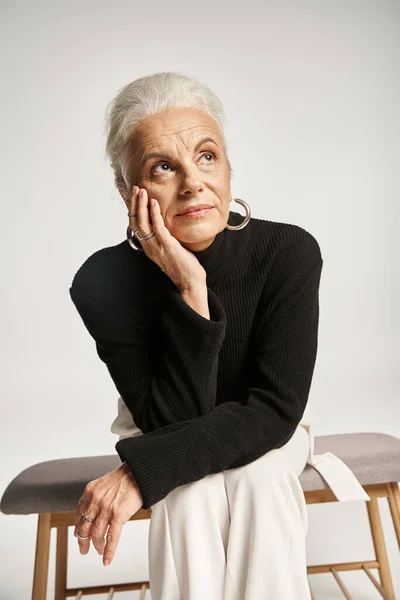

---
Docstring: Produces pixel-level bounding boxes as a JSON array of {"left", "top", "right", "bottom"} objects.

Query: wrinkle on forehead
[
  {"left": 135, "top": 110, "right": 221, "bottom": 150},
  {"left": 142, "top": 126, "right": 218, "bottom": 150}
]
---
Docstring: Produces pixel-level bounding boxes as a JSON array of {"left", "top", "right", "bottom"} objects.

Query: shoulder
[
  {"left": 250, "top": 216, "right": 321, "bottom": 259},
  {"left": 69, "top": 239, "right": 167, "bottom": 320},
  {"left": 249, "top": 216, "right": 322, "bottom": 272},
  {"left": 69, "top": 241, "right": 130, "bottom": 301},
  {"left": 246, "top": 217, "right": 323, "bottom": 304},
  {"left": 69, "top": 240, "right": 150, "bottom": 317}
]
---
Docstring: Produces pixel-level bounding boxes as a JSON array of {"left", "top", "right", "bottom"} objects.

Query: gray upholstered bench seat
[
  {"left": 2, "top": 432, "right": 400, "bottom": 515},
  {"left": 1, "top": 455, "right": 121, "bottom": 515},
  {"left": 300, "top": 431, "right": 400, "bottom": 493}
]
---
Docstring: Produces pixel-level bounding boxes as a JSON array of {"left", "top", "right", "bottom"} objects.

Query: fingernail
[{"left": 104, "top": 559, "right": 110, "bottom": 566}]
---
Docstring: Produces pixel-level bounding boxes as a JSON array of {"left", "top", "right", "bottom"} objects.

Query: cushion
[
  {"left": 299, "top": 432, "right": 400, "bottom": 491},
  {"left": 1, "top": 432, "right": 400, "bottom": 515},
  {"left": 0, "top": 455, "right": 121, "bottom": 515}
]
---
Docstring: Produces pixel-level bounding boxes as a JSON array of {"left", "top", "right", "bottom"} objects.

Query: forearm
[
  {"left": 70, "top": 274, "right": 227, "bottom": 434},
  {"left": 179, "top": 284, "right": 210, "bottom": 320},
  {"left": 131, "top": 285, "right": 224, "bottom": 431},
  {"left": 85, "top": 285, "right": 228, "bottom": 433}
]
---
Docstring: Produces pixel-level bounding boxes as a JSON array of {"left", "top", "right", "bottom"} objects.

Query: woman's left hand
[{"left": 74, "top": 461, "right": 143, "bottom": 566}]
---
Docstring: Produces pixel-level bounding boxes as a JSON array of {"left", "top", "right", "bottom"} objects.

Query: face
[{"left": 119, "top": 107, "right": 232, "bottom": 252}]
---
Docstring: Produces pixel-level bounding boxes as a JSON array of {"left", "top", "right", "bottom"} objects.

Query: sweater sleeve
[
  {"left": 115, "top": 238, "right": 323, "bottom": 509},
  {"left": 69, "top": 273, "right": 226, "bottom": 432}
]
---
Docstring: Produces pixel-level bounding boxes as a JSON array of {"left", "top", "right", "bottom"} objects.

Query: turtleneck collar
[
  {"left": 126, "top": 209, "right": 251, "bottom": 281},
  {"left": 189, "top": 210, "right": 250, "bottom": 277},
  {"left": 189, "top": 225, "right": 226, "bottom": 272}
]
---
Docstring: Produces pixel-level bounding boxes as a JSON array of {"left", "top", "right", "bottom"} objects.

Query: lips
[{"left": 178, "top": 204, "right": 214, "bottom": 215}]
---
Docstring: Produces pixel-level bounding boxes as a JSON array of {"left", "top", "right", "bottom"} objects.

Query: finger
[
  {"left": 88, "top": 509, "right": 110, "bottom": 556},
  {"left": 74, "top": 516, "right": 92, "bottom": 555},
  {"left": 74, "top": 501, "right": 96, "bottom": 555},
  {"left": 76, "top": 532, "right": 91, "bottom": 555},
  {"left": 128, "top": 185, "right": 140, "bottom": 230},
  {"left": 103, "top": 518, "right": 124, "bottom": 566},
  {"left": 149, "top": 198, "right": 172, "bottom": 245},
  {"left": 136, "top": 188, "right": 153, "bottom": 236}
]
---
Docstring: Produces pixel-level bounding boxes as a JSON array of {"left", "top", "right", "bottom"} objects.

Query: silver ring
[
  {"left": 81, "top": 512, "right": 94, "bottom": 523},
  {"left": 134, "top": 229, "right": 156, "bottom": 241},
  {"left": 77, "top": 533, "right": 91, "bottom": 540}
]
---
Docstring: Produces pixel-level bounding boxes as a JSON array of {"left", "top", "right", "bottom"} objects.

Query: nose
[{"left": 178, "top": 164, "right": 205, "bottom": 197}]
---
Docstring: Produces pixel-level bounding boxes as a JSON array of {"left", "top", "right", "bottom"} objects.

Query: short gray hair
[{"left": 103, "top": 71, "right": 232, "bottom": 194}]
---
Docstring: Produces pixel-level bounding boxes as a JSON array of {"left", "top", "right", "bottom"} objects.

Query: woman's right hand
[{"left": 128, "top": 186, "right": 207, "bottom": 293}]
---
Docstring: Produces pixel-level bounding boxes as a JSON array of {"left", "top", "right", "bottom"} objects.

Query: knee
[
  {"left": 226, "top": 447, "right": 293, "bottom": 496},
  {"left": 226, "top": 426, "right": 309, "bottom": 495}
]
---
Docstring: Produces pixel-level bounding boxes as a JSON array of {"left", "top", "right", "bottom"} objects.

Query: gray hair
[{"left": 103, "top": 71, "right": 232, "bottom": 195}]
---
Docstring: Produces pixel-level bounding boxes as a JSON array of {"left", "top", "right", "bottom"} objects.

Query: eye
[
  {"left": 151, "top": 151, "right": 216, "bottom": 174},
  {"left": 151, "top": 162, "right": 172, "bottom": 174},
  {"left": 200, "top": 152, "right": 216, "bottom": 164}
]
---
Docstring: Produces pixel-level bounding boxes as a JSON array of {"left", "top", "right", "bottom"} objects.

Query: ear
[{"left": 116, "top": 179, "right": 130, "bottom": 208}]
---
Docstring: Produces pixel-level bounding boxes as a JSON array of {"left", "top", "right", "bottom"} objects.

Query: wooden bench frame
[{"left": 31, "top": 482, "right": 400, "bottom": 600}]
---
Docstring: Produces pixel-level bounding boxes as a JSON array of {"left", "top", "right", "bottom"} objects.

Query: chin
[{"left": 173, "top": 221, "right": 221, "bottom": 244}]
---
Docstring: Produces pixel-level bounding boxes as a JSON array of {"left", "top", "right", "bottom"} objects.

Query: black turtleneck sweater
[{"left": 69, "top": 210, "right": 323, "bottom": 509}]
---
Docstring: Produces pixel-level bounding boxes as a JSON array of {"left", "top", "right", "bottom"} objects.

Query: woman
[{"left": 69, "top": 72, "right": 369, "bottom": 600}]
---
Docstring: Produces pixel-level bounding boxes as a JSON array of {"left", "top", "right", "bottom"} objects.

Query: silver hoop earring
[
  {"left": 225, "top": 198, "right": 251, "bottom": 230},
  {"left": 127, "top": 225, "right": 144, "bottom": 251}
]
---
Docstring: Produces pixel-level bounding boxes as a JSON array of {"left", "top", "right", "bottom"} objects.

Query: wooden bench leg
[
  {"left": 387, "top": 482, "right": 400, "bottom": 551},
  {"left": 139, "top": 583, "right": 147, "bottom": 599},
  {"left": 366, "top": 497, "right": 395, "bottom": 600},
  {"left": 32, "top": 513, "right": 51, "bottom": 600},
  {"left": 55, "top": 526, "right": 68, "bottom": 600}
]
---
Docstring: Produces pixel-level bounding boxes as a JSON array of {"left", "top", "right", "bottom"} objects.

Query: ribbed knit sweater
[{"left": 69, "top": 210, "right": 323, "bottom": 509}]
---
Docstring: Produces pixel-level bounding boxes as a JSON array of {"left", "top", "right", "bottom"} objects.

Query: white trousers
[
  {"left": 111, "top": 398, "right": 370, "bottom": 599},
  {"left": 147, "top": 424, "right": 311, "bottom": 600}
]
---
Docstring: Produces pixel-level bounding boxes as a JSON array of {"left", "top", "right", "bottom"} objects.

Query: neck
[
  {"left": 180, "top": 236, "right": 216, "bottom": 253},
  {"left": 185, "top": 210, "right": 249, "bottom": 275}
]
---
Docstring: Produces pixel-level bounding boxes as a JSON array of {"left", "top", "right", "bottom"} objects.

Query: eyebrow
[{"left": 140, "top": 137, "right": 219, "bottom": 168}]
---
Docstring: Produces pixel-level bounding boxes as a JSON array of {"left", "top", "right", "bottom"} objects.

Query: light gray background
[{"left": 1, "top": 1, "right": 399, "bottom": 598}]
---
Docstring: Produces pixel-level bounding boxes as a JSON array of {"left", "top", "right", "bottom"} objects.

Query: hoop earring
[
  {"left": 126, "top": 225, "right": 144, "bottom": 252},
  {"left": 225, "top": 198, "right": 251, "bottom": 230}
]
